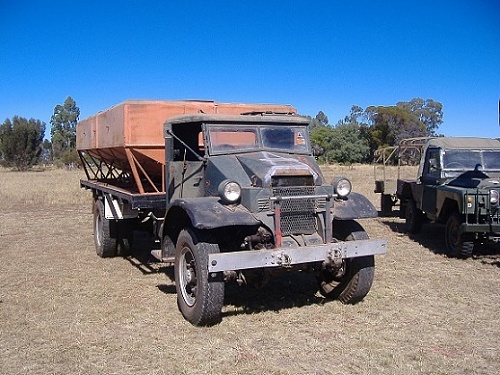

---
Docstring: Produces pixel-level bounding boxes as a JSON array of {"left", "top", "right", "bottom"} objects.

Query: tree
[
  {"left": 50, "top": 96, "right": 80, "bottom": 160},
  {"left": 397, "top": 98, "right": 443, "bottom": 136},
  {"left": 325, "top": 123, "right": 370, "bottom": 164},
  {"left": 309, "top": 111, "right": 329, "bottom": 130},
  {"left": 310, "top": 124, "right": 335, "bottom": 158},
  {"left": 365, "top": 105, "right": 425, "bottom": 151},
  {"left": 310, "top": 107, "right": 370, "bottom": 164},
  {"left": 0, "top": 116, "right": 46, "bottom": 170},
  {"left": 40, "top": 139, "right": 53, "bottom": 164},
  {"left": 328, "top": 106, "right": 371, "bottom": 164}
]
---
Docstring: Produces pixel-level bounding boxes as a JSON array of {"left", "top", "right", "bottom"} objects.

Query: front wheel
[
  {"left": 175, "top": 228, "right": 224, "bottom": 326},
  {"left": 318, "top": 220, "right": 375, "bottom": 304},
  {"left": 445, "top": 213, "right": 474, "bottom": 258}
]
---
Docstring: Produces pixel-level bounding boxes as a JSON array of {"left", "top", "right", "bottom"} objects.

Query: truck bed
[{"left": 81, "top": 179, "right": 166, "bottom": 209}]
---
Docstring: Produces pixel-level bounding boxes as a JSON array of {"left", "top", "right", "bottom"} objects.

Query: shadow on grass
[
  {"left": 378, "top": 217, "right": 500, "bottom": 265},
  {"left": 122, "top": 230, "right": 372, "bottom": 317},
  {"left": 221, "top": 271, "right": 325, "bottom": 317},
  {"left": 155, "top": 269, "right": 328, "bottom": 317},
  {"left": 124, "top": 231, "right": 173, "bottom": 275}
]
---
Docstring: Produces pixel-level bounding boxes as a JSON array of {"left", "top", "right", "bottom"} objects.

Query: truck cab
[{"left": 160, "top": 113, "right": 386, "bottom": 325}]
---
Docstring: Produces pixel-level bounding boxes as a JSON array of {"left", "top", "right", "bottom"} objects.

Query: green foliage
[
  {"left": 365, "top": 103, "right": 426, "bottom": 151},
  {"left": 310, "top": 106, "right": 370, "bottom": 164},
  {"left": 324, "top": 123, "right": 370, "bottom": 164},
  {"left": 310, "top": 125, "right": 335, "bottom": 157},
  {"left": 397, "top": 98, "right": 443, "bottom": 136},
  {"left": 40, "top": 139, "right": 53, "bottom": 164},
  {"left": 50, "top": 96, "right": 80, "bottom": 160},
  {"left": 309, "top": 111, "right": 329, "bottom": 130},
  {"left": 309, "top": 98, "right": 443, "bottom": 163},
  {"left": 0, "top": 116, "right": 46, "bottom": 170},
  {"left": 57, "top": 149, "right": 80, "bottom": 168}
]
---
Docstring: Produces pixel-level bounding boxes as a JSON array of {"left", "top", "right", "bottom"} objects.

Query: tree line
[
  {"left": 307, "top": 97, "right": 443, "bottom": 164},
  {"left": 0, "top": 96, "right": 443, "bottom": 170},
  {"left": 0, "top": 96, "right": 80, "bottom": 170}
]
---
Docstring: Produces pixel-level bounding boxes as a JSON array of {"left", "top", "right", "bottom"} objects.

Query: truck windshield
[
  {"left": 443, "top": 149, "right": 500, "bottom": 171},
  {"left": 208, "top": 125, "right": 310, "bottom": 155}
]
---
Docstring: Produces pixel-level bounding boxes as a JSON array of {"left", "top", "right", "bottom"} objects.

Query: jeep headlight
[
  {"left": 332, "top": 177, "right": 352, "bottom": 198},
  {"left": 491, "top": 190, "right": 499, "bottom": 205},
  {"left": 218, "top": 180, "right": 241, "bottom": 203}
]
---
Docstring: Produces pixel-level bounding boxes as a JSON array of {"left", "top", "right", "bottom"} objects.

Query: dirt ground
[{"left": 0, "top": 166, "right": 499, "bottom": 375}]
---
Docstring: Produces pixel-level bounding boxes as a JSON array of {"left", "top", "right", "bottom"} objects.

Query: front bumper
[
  {"left": 460, "top": 222, "right": 500, "bottom": 234},
  {"left": 207, "top": 239, "right": 387, "bottom": 273}
]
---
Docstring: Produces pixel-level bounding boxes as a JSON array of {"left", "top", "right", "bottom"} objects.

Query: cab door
[{"left": 420, "top": 148, "right": 441, "bottom": 219}]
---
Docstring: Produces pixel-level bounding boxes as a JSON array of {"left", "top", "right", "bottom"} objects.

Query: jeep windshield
[
  {"left": 443, "top": 149, "right": 500, "bottom": 173},
  {"left": 207, "top": 124, "right": 310, "bottom": 155}
]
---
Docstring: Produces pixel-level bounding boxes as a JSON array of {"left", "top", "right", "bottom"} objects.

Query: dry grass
[{"left": 1, "top": 165, "right": 499, "bottom": 375}]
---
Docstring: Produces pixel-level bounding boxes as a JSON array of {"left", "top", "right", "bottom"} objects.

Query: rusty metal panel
[
  {"left": 78, "top": 100, "right": 296, "bottom": 155},
  {"left": 76, "top": 114, "right": 96, "bottom": 150},
  {"left": 76, "top": 100, "right": 297, "bottom": 188}
]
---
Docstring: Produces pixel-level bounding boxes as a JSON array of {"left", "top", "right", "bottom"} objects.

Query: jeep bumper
[
  {"left": 460, "top": 223, "right": 500, "bottom": 234},
  {"left": 207, "top": 239, "right": 387, "bottom": 273}
]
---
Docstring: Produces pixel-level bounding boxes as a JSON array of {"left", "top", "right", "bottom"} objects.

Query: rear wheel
[
  {"left": 93, "top": 199, "right": 117, "bottom": 258},
  {"left": 405, "top": 199, "right": 423, "bottom": 234},
  {"left": 318, "top": 220, "right": 375, "bottom": 304},
  {"left": 175, "top": 228, "right": 224, "bottom": 326},
  {"left": 445, "top": 212, "right": 474, "bottom": 258}
]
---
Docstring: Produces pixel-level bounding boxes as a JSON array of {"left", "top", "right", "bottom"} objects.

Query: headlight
[
  {"left": 333, "top": 177, "right": 352, "bottom": 198},
  {"left": 218, "top": 180, "right": 241, "bottom": 203},
  {"left": 491, "top": 190, "right": 499, "bottom": 205}
]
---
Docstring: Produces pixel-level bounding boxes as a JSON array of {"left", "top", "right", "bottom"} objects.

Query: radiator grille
[{"left": 273, "top": 186, "right": 317, "bottom": 235}]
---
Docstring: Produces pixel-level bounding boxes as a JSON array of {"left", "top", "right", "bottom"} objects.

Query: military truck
[
  {"left": 392, "top": 137, "right": 500, "bottom": 258},
  {"left": 77, "top": 100, "right": 387, "bottom": 326}
]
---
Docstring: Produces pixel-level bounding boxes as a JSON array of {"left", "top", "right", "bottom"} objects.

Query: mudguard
[
  {"left": 332, "top": 192, "right": 378, "bottom": 219},
  {"left": 168, "top": 197, "right": 260, "bottom": 229}
]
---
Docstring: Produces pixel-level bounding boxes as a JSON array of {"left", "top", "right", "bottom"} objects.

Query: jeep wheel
[
  {"left": 175, "top": 228, "right": 224, "bottom": 326},
  {"left": 405, "top": 199, "right": 423, "bottom": 234},
  {"left": 93, "top": 199, "right": 117, "bottom": 258},
  {"left": 445, "top": 213, "right": 474, "bottom": 258},
  {"left": 318, "top": 220, "right": 375, "bottom": 304}
]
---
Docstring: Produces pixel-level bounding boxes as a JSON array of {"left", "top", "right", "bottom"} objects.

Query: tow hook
[
  {"left": 329, "top": 247, "right": 343, "bottom": 267},
  {"left": 275, "top": 252, "right": 292, "bottom": 267}
]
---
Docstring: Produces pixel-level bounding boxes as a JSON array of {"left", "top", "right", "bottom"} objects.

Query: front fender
[
  {"left": 168, "top": 197, "right": 260, "bottom": 230},
  {"left": 331, "top": 192, "right": 378, "bottom": 220}
]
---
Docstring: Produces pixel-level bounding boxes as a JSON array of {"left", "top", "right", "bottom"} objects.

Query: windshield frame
[{"left": 206, "top": 123, "right": 311, "bottom": 156}]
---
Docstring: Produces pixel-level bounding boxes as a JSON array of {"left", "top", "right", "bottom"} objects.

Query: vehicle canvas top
[{"left": 426, "top": 137, "right": 500, "bottom": 150}]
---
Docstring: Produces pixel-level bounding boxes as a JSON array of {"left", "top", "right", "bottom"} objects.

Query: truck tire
[
  {"left": 445, "top": 212, "right": 474, "bottom": 258},
  {"left": 175, "top": 228, "right": 224, "bottom": 326},
  {"left": 318, "top": 220, "right": 375, "bottom": 304},
  {"left": 405, "top": 199, "right": 423, "bottom": 234},
  {"left": 93, "top": 199, "right": 118, "bottom": 258}
]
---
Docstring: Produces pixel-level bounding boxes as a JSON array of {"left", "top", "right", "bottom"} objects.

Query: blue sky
[{"left": 1, "top": 1, "right": 499, "bottom": 139}]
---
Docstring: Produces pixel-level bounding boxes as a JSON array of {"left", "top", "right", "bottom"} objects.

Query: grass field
[{"left": 0, "top": 165, "right": 499, "bottom": 375}]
